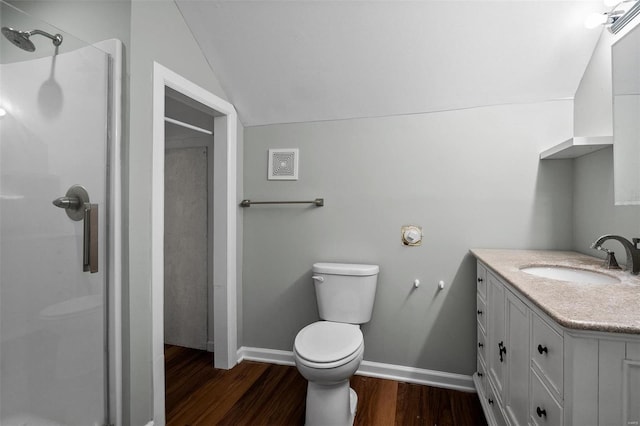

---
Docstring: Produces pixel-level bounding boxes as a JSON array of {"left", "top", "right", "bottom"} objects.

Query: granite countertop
[{"left": 471, "top": 249, "right": 640, "bottom": 335}]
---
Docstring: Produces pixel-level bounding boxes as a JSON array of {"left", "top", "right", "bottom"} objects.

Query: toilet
[{"left": 293, "top": 262, "right": 379, "bottom": 426}]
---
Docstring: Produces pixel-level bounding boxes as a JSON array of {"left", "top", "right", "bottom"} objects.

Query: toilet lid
[{"left": 294, "top": 322, "right": 363, "bottom": 364}]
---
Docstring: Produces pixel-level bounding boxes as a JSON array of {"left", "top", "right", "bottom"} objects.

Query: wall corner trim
[{"left": 236, "top": 346, "right": 476, "bottom": 393}]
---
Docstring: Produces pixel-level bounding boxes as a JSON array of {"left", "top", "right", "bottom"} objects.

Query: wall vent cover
[{"left": 268, "top": 148, "right": 299, "bottom": 180}]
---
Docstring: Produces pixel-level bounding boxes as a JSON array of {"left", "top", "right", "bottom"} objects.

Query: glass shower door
[{"left": 0, "top": 3, "right": 110, "bottom": 425}]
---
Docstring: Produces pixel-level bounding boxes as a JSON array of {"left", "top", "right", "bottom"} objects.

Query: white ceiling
[{"left": 176, "top": 1, "right": 607, "bottom": 127}]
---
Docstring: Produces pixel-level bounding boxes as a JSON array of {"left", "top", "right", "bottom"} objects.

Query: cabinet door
[
  {"left": 505, "top": 291, "right": 530, "bottom": 426},
  {"left": 487, "top": 272, "right": 506, "bottom": 398}
]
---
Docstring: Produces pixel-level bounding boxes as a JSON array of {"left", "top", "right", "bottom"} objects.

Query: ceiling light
[
  {"left": 584, "top": 12, "right": 611, "bottom": 28},
  {"left": 585, "top": 0, "right": 639, "bottom": 30},
  {"left": 584, "top": 8, "right": 629, "bottom": 29}
]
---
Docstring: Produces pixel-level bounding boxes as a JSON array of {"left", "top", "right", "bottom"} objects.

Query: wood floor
[{"left": 165, "top": 345, "right": 487, "bottom": 426}]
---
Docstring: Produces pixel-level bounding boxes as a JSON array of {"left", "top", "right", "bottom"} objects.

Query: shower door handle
[
  {"left": 83, "top": 204, "right": 98, "bottom": 273},
  {"left": 53, "top": 185, "right": 98, "bottom": 273}
]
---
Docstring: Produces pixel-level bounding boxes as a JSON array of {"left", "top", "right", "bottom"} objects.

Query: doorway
[
  {"left": 151, "top": 63, "right": 238, "bottom": 425},
  {"left": 164, "top": 91, "right": 215, "bottom": 352}
]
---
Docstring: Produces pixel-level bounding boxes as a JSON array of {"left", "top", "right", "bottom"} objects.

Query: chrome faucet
[{"left": 590, "top": 235, "right": 640, "bottom": 275}]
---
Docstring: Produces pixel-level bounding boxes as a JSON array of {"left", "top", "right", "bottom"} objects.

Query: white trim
[
  {"left": 237, "top": 346, "right": 296, "bottom": 366},
  {"left": 152, "top": 63, "right": 238, "bottom": 425},
  {"left": 358, "top": 360, "right": 476, "bottom": 392},
  {"left": 236, "top": 346, "right": 476, "bottom": 392},
  {"left": 93, "top": 38, "right": 123, "bottom": 426}
]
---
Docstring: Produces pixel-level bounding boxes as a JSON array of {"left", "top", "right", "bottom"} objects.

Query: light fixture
[
  {"left": 584, "top": 0, "right": 640, "bottom": 32},
  {"left": 584, "top": 12, "right": 612, "bottom": 29},
  {"left": 610, "top": 0, "right": 640, "bottom": 33},
  {"left": 584, "top": 10, "right": 625, "bottom": 29}
]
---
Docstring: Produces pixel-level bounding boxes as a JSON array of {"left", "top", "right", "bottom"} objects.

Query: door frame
[{"left": 151, "top": 62, "right": 238, "bottom": 424}]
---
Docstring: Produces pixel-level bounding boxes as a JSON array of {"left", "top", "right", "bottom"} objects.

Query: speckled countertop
[{"left": 471, "top": 249, "right": 640, "bottom": 335}]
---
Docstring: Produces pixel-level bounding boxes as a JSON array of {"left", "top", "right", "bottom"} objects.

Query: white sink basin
[{"left": 520, "top": 266, "right": 620, "bottom": 285}]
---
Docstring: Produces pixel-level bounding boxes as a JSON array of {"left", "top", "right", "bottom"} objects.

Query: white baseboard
[
  {"left": 237, "top": 346, "right": 296, "bottom": 366},
  {"left": 236, "top": 346, "right": 476, "bottom": 392}
]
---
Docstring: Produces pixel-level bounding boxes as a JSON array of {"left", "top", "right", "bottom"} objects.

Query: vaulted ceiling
[{"left": 176, "top": 1, "right": 607, "bottom": 127}]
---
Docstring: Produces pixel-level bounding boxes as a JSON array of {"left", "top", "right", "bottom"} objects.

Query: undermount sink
[{"left": 520, "top": 266, "right": 620, "bottom": 285}]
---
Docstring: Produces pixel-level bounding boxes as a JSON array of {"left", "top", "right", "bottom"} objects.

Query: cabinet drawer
[
  {"left": 531, "top": 313, "right": 563, "bottom": 397},
  {"left": 477, "top": 326, "right": 487, "bottom": 365},
  {"left": 477, "top": 293, "right": 487, "bottom": 333},
  {"left": 476, "top": 357, "right": 487, "bottom": 396},
  {"left": 477, "top": 262, "right": 487, "bottom": 299},
  {"left": 530, "top": 369, "right": 563, "bottom": 426}
]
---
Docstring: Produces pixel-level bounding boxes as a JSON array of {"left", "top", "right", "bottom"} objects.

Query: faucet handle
[{"left": 633, "top": 238, "right": 639, "bottom": 248}]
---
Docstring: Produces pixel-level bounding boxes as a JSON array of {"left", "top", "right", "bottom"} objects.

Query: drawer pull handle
[
  {"left": 536, "top": 406, "right": 547, "bottom": 418},
  {"left": 477, "top": 310, "right": 483, "bottom": 315},
  {"left": 537, "top": 344, "right": 548, "bottom": 355},
  {"left": 477, "top": 278, "right": 484, "bottom": 283},
  {"left": 488, "top": 398, "right": 494, "bottom": 405},
  {"left": 498, "top": 341, "right": 507, "bottom": 362},
  {"left": 478, "top": 343, "right": 484, "bottom": 348}
]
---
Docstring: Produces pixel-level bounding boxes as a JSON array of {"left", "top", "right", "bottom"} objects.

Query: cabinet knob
[
  {"left": 488, "top": 398, "right": 494, "bottom": 405},
  {"left": 478, "top": 342, "right": 484, "bottom": 348},
  {"left": 477, "top": 277, "right": 484, "bottom": 283},
  {"left": 477, "top": 372, "right": 483, "bottom": 377},
  {"left": 537, "top": 344, "right": 548, "bottom": 355},
  {"left": 536, "top": 406, "right": 547, "bottom": 418},
  {"left": 477, "top": 310, "right": 483, "bottom": 315}
]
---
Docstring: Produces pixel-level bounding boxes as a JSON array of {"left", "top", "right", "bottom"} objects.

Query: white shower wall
[{"left": 0, "top": 43, "right": 110, "bottom": 424}]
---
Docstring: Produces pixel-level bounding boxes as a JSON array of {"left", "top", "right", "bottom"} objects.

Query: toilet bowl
[
  {"left": 293, "top": 262, "right": 379, "bottom": 426},
  {"left": 294, "top": 321, "right": 364, "bottom": 425}
]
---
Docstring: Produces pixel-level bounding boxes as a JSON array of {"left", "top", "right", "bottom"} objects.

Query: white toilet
[{"left": 293, "top": 262, "right": 379, "bottom": 426}]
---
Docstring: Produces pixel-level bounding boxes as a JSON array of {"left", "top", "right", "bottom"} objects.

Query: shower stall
[{"left": 0, "top": 2, "right": 120, "bottom": 425}]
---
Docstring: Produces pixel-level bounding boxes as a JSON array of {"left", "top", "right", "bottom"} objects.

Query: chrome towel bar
[{"left": 240, "top": 198, "right": 324, "bottom": 207}]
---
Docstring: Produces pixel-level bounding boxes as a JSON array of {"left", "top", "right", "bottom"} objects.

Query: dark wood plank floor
[{"left": 165, "top": 345, "right": 487, "bottom": 426}]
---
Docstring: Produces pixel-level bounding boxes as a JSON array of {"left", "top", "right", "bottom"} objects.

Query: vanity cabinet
[{"left": 475, "top": 259, "right": 640, "bottom": 426}]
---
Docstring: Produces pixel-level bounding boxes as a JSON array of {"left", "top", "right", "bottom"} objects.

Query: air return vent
[{"left": 268, "top": 148, "right": 299, "bottom": 180}]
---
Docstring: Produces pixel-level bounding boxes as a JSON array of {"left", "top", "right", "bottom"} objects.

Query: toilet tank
[{"left": 312, "top": 262, "right": 379, "bottom": 324}]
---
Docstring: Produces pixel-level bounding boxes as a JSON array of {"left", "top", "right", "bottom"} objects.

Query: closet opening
[{"left": 164, "top": 88, "right": 217, "bottom": 354}]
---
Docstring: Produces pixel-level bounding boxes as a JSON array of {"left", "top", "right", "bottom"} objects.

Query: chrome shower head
[{"left": 1, "top": 27, "right": 63, "bottom": 52}]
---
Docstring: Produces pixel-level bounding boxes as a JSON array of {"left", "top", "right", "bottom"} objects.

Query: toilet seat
[{"left": 294, "top": 321, "right": 363, "bottom": 369}]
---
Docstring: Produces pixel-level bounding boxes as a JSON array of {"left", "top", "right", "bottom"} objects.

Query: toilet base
[{"left": 305, "top": 380, "right": 358, "bottom": 426}]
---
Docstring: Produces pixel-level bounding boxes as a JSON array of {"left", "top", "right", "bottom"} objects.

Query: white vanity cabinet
[{"left": 474, "top": 259, "right": 640, "bottom": 426}]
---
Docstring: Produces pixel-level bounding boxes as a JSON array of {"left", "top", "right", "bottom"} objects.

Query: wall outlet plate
[{"left": 401, "top": 225, "right": 422, "bottom": 246}]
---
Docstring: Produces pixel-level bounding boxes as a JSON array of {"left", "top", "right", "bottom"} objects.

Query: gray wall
[
  {"left": 572, "top": 27, "right": 640, "bottom": 261},
  {"left": 243, "top": 100, "right": 575, "bottom": 374}
]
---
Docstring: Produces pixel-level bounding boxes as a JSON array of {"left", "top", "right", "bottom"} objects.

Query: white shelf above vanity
[{"left": 539, "top": 136, "right": 612, "bottom": 160}]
